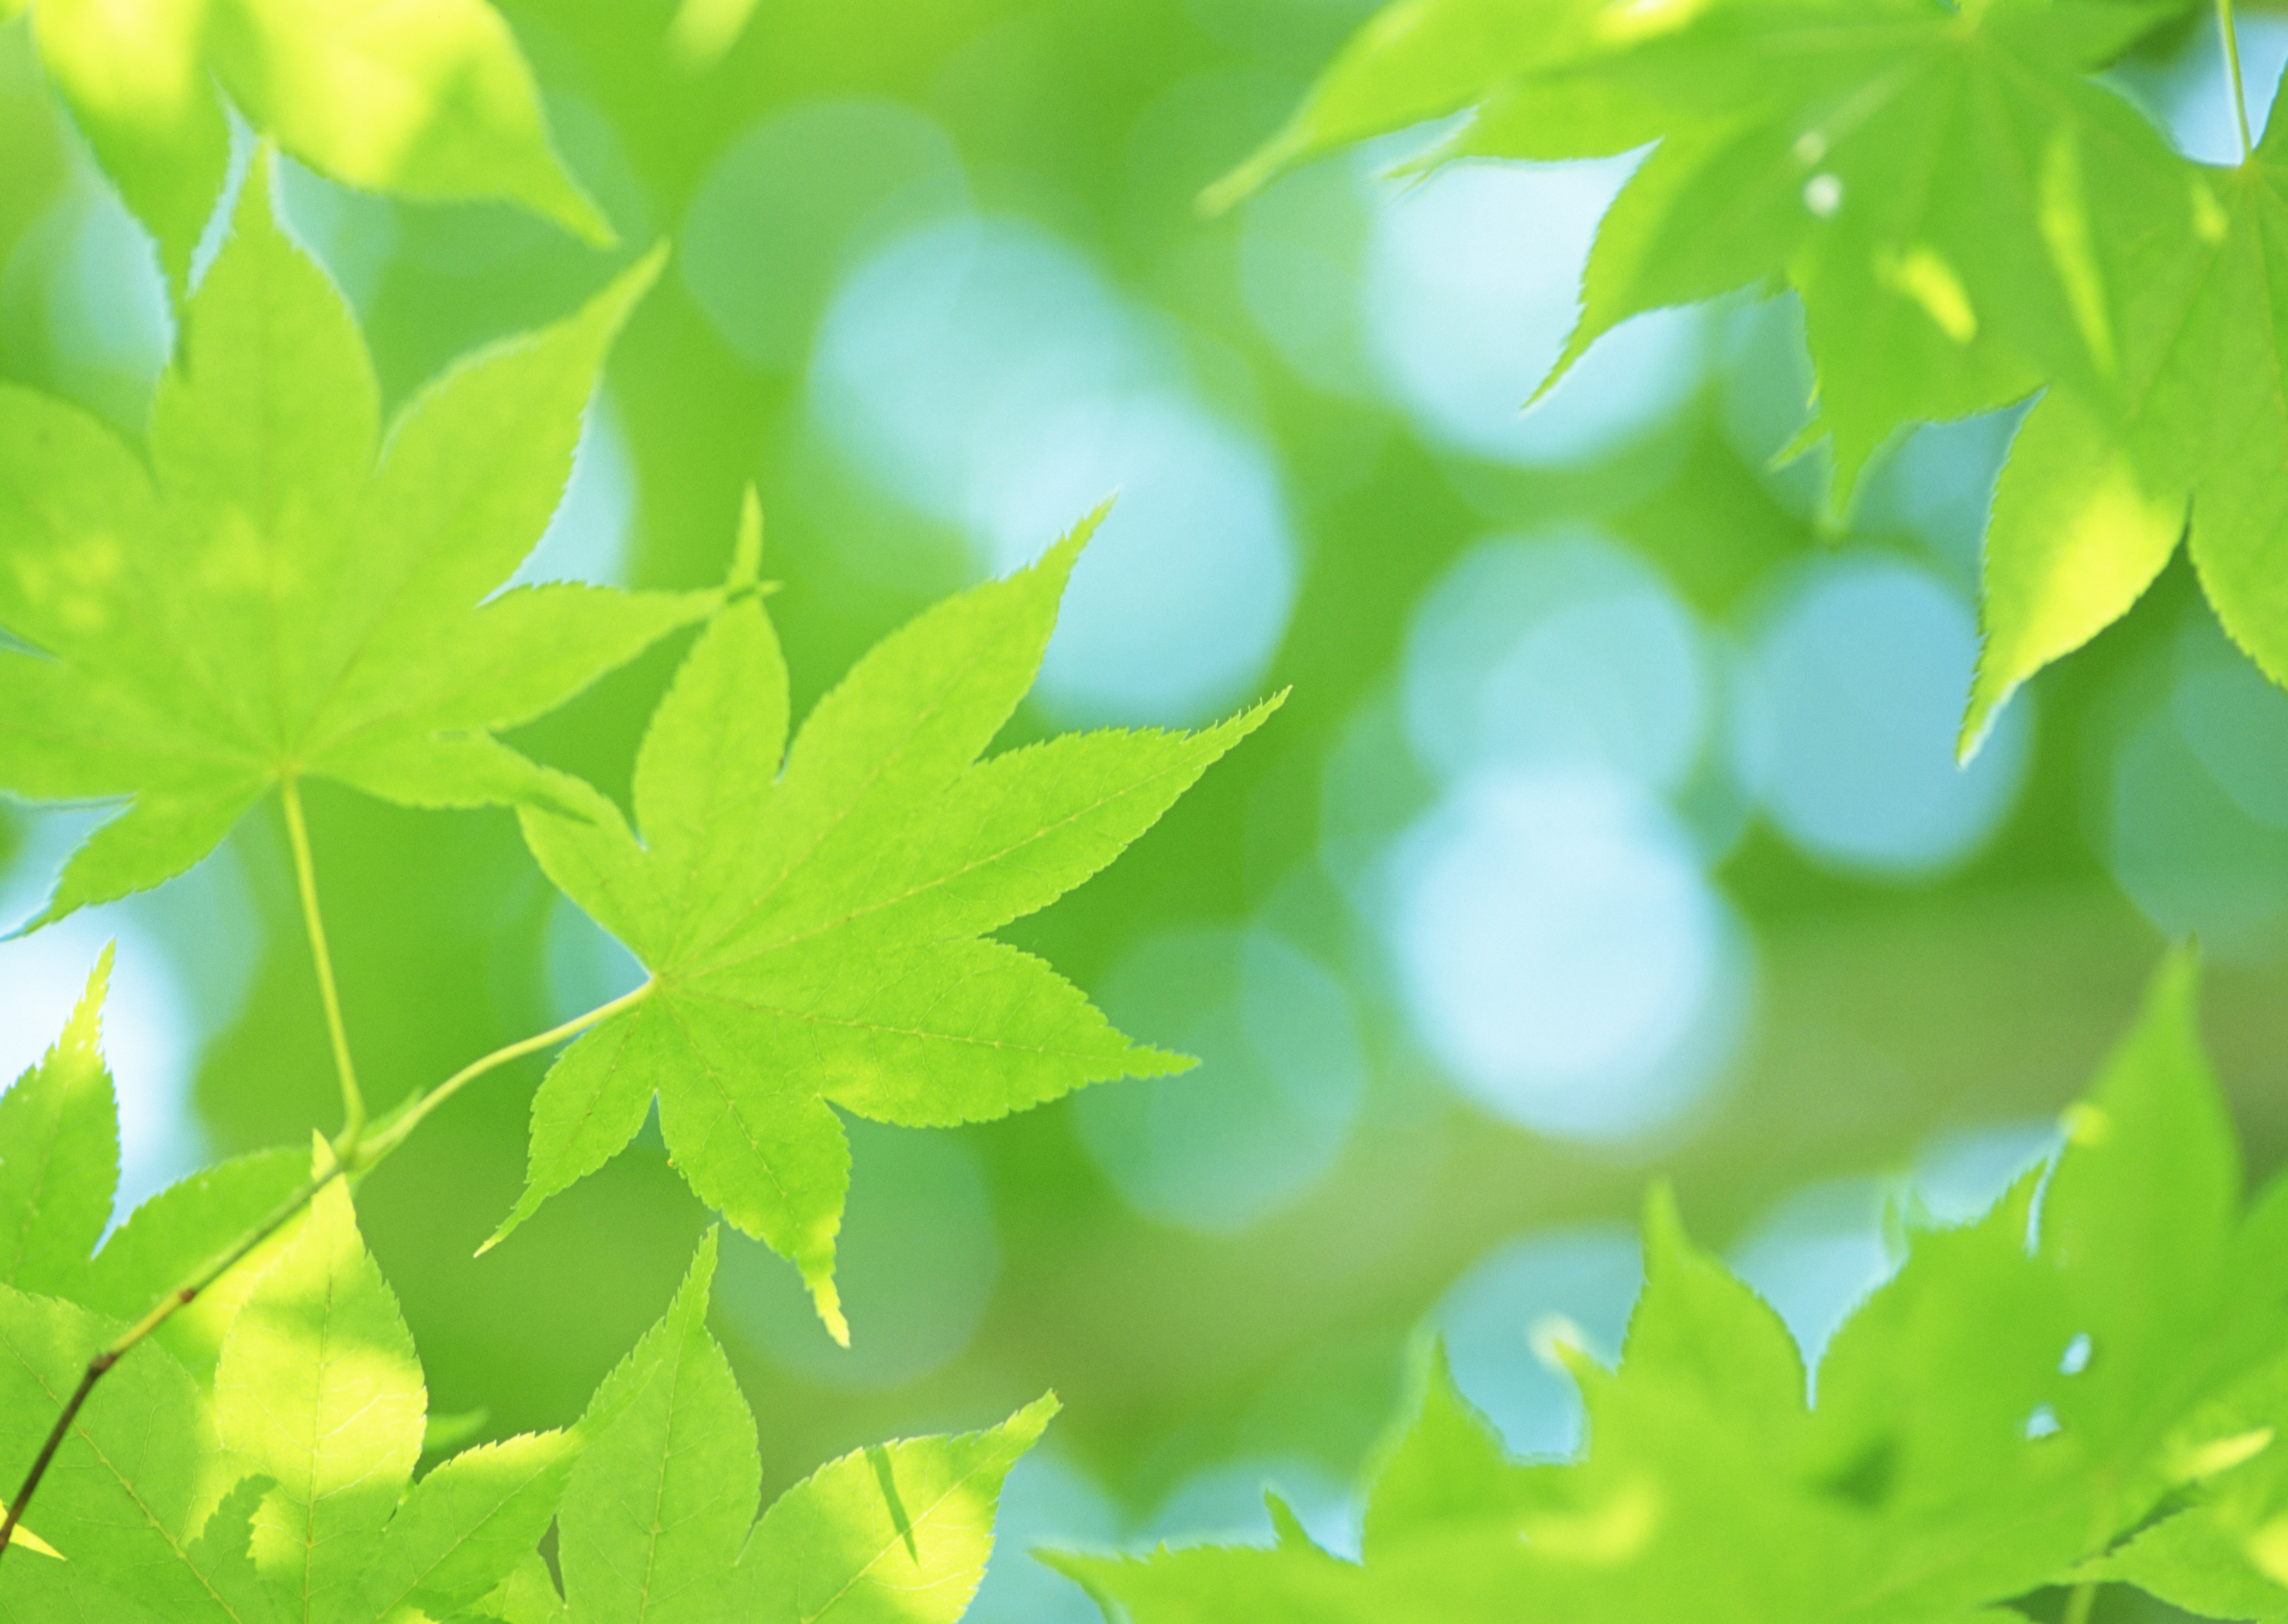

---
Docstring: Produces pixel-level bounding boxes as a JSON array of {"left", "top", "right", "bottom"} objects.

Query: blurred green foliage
[{"left": 5, "top": 4, "right": 2288, "bottom": 1616}]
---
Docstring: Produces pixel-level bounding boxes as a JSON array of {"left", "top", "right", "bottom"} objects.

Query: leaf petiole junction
[{"left": 2219, "top": 0, "right": 2255, "bottom": 161}]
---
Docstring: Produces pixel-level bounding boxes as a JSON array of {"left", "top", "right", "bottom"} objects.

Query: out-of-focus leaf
[
  {"left": 27, "top": 0, "right": 606, "bottom": 285},
  {"left": 1218, "top": 0, "right": 2184, "bottom": 509},
  {"left": 1056, "top": 952, "right": 2288, "bottom": 1622}
]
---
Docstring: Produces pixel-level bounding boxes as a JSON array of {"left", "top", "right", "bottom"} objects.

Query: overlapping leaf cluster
[
  {"left": 1053, "top": 955, "right": 2288, "bottom": 1620},
  {"left": 2, "top": 0, "right": 607, "bottom": 286},
  {"left": 0, "top": 962, "right": 1046, "bottom": 1622},
  {"left": 0, "top": 142, "right": 1250, "bottom": 1330},
  {"left": 1223, "top": 0, "right": 2288, "bottom": 744}
]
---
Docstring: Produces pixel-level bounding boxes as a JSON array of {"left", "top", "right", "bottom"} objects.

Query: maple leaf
[
  {"left": 0, "top": 998, "right": 572, "bottom": 1624},
  {"left": 19, "top": 0, "right": 607, "bottom": 288},
  {"left": 1214, "top": 0, "right": 2183, "bottom": 506},
  {"left": 1968, "top": 75, "right": 2288, "bottom": 749},
  {"left": 0, "top": 1284, "right": 242, "bottom": 1618},
  {"left": 1051, "top": 952, "right": 2288, "bottom": 1622},
  {"left": 544, "top": 1228, "right": 1051, "bottom": 1623},
  {"left": 0, "top": 152, "right": 713, "bottom": 931},
  {"left": 493, "top": 495, "right": 1282, "bottom": 1339},
  {"left": 0, "top": 948, "right": 313, "bottom": 1383},
  {"left": 0, "top": 945, "right": 116, "bottom": 1298},
  {"left": 0, "top": 963, "right": 274, "bottom": 1615},
  {"left": 2088, "top": 1349, "right": 2288, "bottom": 1619},
  {"left": 201, "top": 1176, "right": 575, "bottom": 1624}
]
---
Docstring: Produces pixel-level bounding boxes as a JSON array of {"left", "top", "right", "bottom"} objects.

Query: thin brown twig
[
  {"left": 0, "top": 980, "right": 644, "bottom": 1561},
  {"left": 0, "top": 1164, "right": 339, "bottom": 1557}
]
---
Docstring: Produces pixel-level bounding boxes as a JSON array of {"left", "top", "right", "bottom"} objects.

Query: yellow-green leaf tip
[
  {"left": 811, "top": 1270, "right": 850, "bottom": 1347},
  {"left": 0, "top": 1506, "right": 64, "bottom": 1560},
  {"left": 57, "top": 943, "right": 115, "bottom": 1064}
]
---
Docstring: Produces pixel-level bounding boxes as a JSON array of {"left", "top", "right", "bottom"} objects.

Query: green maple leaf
[
  {"left": 1054, "top": 951, "right": 2288, "bottom": 1622},
  {"left": 0, "top": 152, "right": 713, "bottom": 931},
  {"left": 1969, "top": 74, "right": 2288, "bottom": 748},
  {"left": 70, "top": 1143, "right": 311, "bottom": 1378},
  {"left": 0, "top": 973, "right": 562, "bottom": 1622},
  {"left": 549, "top": 1228, "right": 1052, "bottom": 1624},
  {"left": 0, "top": 969, "right": 244, "bottom": 1608},
  {"left": 493, "top": 497, "right": 1281, "bottom": 1339},
  {"left": 2088, "top": 1349, "right": 2288, "bottom": 1620},
  {"left": 0, "top": 948, "right": 311, "bottom": 1376},
  {"left": 1216, "top": 0, "right": 2182, "bottom": 505},
  {"left": 0, "top": 1284, "right": 244, "bottom": 1616},
  {"left": 0, "top": 945, "right": 116, "bottom": 1295},
  {"left": 17, "top": 0, "right": 607, "bottom": 288},
  {"left": 209, "top": 1174, "right": 574, "bottom": 1624}
]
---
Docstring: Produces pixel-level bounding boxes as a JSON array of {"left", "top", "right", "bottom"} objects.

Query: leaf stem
[
  {"left": 2062, "top": 1580, "right": 2099, "bottom": 1624},
  {"left": 0, "top": 981, "right": 647, "bottom": 1563},
  {"left": 0, "top": 1161, "right": 341, "bottom": 1559},
  {"left": 362, "top": 979, "right": 653, "bottom": 1159},
  {"left": 281, "top": 774, "right": 365, "bottom": 1153},
  {"left": 2220, "top": 0, "right": 2255, "bottom": 162}
]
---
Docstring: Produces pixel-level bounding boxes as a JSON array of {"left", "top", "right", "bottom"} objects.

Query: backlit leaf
[
  {"left": 1216, "top": 0, "right": 2186, "bottom": 507},
  {"left": 26, "top": 0, "right": 605, "bottom": 285},
  {"left": 0, "top": 1287, "right": 242, "bottom": 1618},
  {"left": 0, "top": 947, "right": 116, "bottom": 1294},
  {"left": 1974, "top": 87, "right": 2288, "bottom": 744},
  {"left": 214, "top": 1179, "right": 427, "bottom": 1619},
  {"left": 211, "top": 1174, "right": 571, "bottom": 1624},
  {"left": 495, "top": 499, "right": 1280, "bottom": 1337},
  {"left": 0, "top": 152, "right": 710, "bottom": 929},
  {"left": 1056, "top": 952, "right": 2288, "bottom": 1622},
  {"left": 554, "top": 1228, "right": 1051, "bottom": 1623}
]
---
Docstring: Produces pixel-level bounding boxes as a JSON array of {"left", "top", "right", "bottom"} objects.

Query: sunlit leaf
[
  {"left": 0, "top": 151, "right": 710, "bottom": 930},
  {"left": 1974, "top": 99, "right": 2288, "bottom": 745},
  {"left": 554, "top": 1228, "right": 1050, "bottom": 1623},
  {"left": 74, "top": 1146, "right": 311, "bottom": 1378},
  {"left": 0, "top": 1286, "right": 241, "bottom": 1615},
  {"left": 213, "top": 1176, "right": 570, "bottom": 1624},
  {"left": 0, "top": 946, "right": 116, "bottom": 1294},
  {"left": 494, "top": 496, "right": 1280, "bottom": 1337},
  {"left": 27, "top": 0, "right": 607, "bottom": 285},
  {"left": 1218, "top": 0, "right": 2184, "bottom": 508}
]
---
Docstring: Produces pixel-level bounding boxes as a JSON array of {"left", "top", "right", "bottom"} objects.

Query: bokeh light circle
[
  {"left": 1403, "top": 530, "right": 1711, "bottom": 793},
  {"left": 966, "top": 389, "right": 1298, "bottom": 726},
  {"left": 1747, "top": 554, "right": 2031, "bottom": 876},
  {"left": 1390, "top": 769, "right": 1752, "bottom": 1142},
  {"left": 1075, "top": 928, "right": 1365, "bottom": 1232},
  {"left": 1433, "top": 1225, "right": 1640, "bottom": 1458},
  {"left": 2102, "top": 625, "right": 2288, "bottom": 958},
  {"left": 1362, "top": 157, "right": 1699, "bottom": 465},
  {"left": 810, "top": 218, "right": 1296, "bottom": 724}
]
